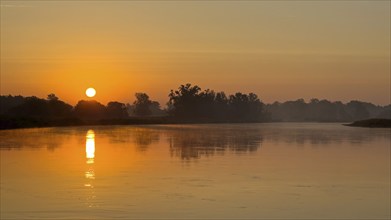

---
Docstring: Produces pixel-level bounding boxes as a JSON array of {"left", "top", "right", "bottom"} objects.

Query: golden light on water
[
  {"left": 86, "top": 130, "right": 95, "bottom": 164},
  {"left": 85, "top": 170, "right": 95, "bottom": 180},
  {"left": 84, "top": 129, "right": 96, "bottom": 206}
]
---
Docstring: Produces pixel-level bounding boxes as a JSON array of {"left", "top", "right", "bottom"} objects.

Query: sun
[{"left": 86, "top": 88, "right": 96, "bottom": 98}]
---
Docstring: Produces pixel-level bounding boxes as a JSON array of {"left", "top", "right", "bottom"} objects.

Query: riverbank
[
  {"left": 344, "top": 118, "right": 391, "bottom": 128},
  {"left": 0, "top": 116, "right": 270, "bottom": 130},
  {"left": 0, "top": 116, "right": 170, "bottom": 130},
  {"left": 2, "top": 116, "right": 390, "bottom": 130}
]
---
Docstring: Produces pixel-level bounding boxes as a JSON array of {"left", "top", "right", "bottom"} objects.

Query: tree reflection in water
[
  {"left": 1, "top": 124, "right": 389, "bottom": 161},
  {"left": 132, "top": 128, "right": 160, "bottom": 152},
  {"left": 104, "top": 127, "right": 160, "bottom": 152},
  {"left": 165, "top": 126, "right": 263, "bottom": 160}
]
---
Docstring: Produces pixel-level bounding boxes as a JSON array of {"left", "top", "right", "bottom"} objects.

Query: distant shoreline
[
  {"left": 0, "top": 116, "right": 269, "bottom": 130},
  {"left": 1, "top": 117, "right": 390, "bottom": 130},
  {"left": 0, "top": 116, "right": 168, "bottom": 130},
  {"left": 344, "top": 119, "right": 391, "bottom": 128},
  {"left": 2, "top": 93, "right": 390, "bottom": 131}
]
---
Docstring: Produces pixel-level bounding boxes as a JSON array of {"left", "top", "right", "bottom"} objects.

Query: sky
[{"left": 1, "top": 1, "right": 390, "bottom": 106}]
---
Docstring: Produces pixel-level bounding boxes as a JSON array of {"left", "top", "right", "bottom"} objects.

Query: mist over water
[{"left": 1, "top": 123, "right": 390, "bottom": 219}]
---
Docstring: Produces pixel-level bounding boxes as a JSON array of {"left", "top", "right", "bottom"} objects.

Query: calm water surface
[{"left": 1, "top": 123, "right": 390, "bottom": 219}]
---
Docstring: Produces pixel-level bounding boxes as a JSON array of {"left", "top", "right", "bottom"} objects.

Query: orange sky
[{"left": 1, "top": 1, "right": 390, "bottom": 105}]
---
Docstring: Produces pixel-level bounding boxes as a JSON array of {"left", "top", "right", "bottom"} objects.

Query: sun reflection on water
[
  {"left": 84, "top": 130, "right": 97, "bottom": 207},
  {"left": 85, "top": 170, "right": 95, "bottom": 180},
  {"left": 86, "top": 130, "right": 95, "bottom": 164}
]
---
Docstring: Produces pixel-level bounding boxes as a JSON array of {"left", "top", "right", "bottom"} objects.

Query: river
[{"left": 1, "top": 123, "right": 390, "bottom": 219}]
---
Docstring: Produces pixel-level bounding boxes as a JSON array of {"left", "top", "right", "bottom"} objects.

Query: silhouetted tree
[
  {"left": 46, "top": 95, "right": 73, "bottom": 118},
  {"left": 10, "top": 96, "right": 49, "bottom": 117},
  {"left": 0, "top": 95, "right": 25, "bottom": 114},
  {"left": 198, "top": 89, "right": 216, "bottom": 118},
  {"left": 347, "top": 101, "right": 370, "bottom": 120},
  {"left": 74, "top": 100, "right": 106, "bottom": 119},
  {"left": 168, "top": 83, "right": 201, "bottom": 118},
  {"left": 133, "top": 93, "right": 152, "bottom": 116},
  {"left": 6, "top": 95, "right": 71, "bottom": 118},
  {"left": 47, "top": 93, "right": 59, "bottom": 101},
  {"left": 213, "top": 92, "right": 229, "bottom": 120},
  {"left": 106, "top": 101, "right": 128, "bottom": 118},
  {"left": 228, "top": 92, "right": 264, "bottom": 122},
  {"left": 265, "top": 98, "right": 385, "bottom": 122},
  {"left": 149, "top": 101, "right": 167, "bottom": 116},
  {"left": 168, "top": 83, "right": 266, "bottom": 122}
]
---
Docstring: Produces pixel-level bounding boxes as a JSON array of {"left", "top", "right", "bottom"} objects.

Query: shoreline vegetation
[
  {"left": 2, "top": 116, "right": 391, "bottom": 130},
  {"left": 1, "top": 83, "right": 390, "bottom": 130},
  {"left": 344, "top": 119, "right": 391, "bottom": 128}
]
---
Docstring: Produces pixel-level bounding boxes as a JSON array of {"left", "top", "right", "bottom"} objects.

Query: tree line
[
  {"left": 0, "top": 84, "right": 268, "bottom": 122},
  {"left": 0, "top": 83, "right": 390, "bottom": 128},
  {"left": 1, "top": 94, "right": 135, "bottom": 120},
  {"left": 167, "top": 84, "right": 266, "bottom": 122},
  {"left": 266, "top": 98, "right": 390, "bottom": 122}
]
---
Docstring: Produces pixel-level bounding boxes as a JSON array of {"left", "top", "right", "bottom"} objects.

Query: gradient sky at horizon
[{"left": 1, "top": 1, "right": 390, "bottom": 105}]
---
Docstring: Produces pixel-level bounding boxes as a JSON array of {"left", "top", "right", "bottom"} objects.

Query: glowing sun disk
[{"left": 86, "top": 88, "right": 96, "bottom": 98}]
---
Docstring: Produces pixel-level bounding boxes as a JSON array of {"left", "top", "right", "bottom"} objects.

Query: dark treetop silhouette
[{"left": 167, "top": 84, "right": 267, "bottom": 122}]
